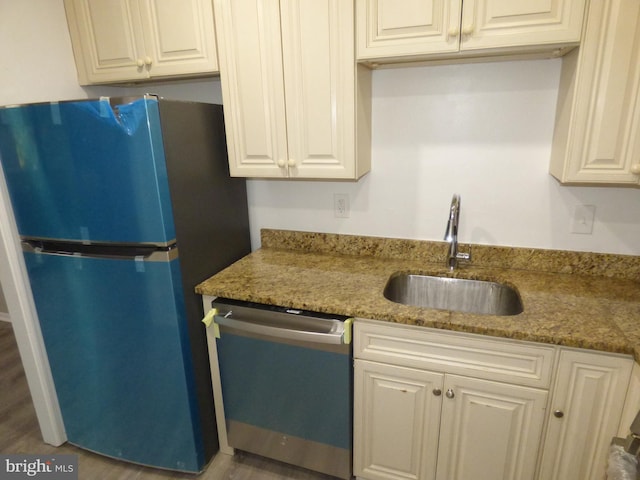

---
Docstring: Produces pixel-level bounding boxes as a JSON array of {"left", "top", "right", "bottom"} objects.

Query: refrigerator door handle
[{"left": 21, "top": 240, "right": 178, "bottom": 262}]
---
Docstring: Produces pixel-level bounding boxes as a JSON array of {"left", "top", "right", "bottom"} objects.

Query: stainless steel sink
[{"left": 383, "top": 273, "right": 523, "bottom": 316}]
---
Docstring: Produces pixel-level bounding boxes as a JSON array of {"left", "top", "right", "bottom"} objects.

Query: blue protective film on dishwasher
[{"left": 217, "top": 333, "right": 352, "bottom": 450}]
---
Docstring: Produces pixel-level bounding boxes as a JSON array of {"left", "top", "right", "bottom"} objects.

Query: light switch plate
[{"left": 334, "top": 193, "right": 349, "bottom": 218}]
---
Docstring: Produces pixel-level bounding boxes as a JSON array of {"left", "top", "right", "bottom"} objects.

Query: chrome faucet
[{"left": 444, "top": 194, "right": 470, "bottom": 270}]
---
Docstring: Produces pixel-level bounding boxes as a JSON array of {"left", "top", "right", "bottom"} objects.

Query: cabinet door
[
  {"left": 354, "top": 359, "right": 443, "bottom": 480},
  {"left": 215, "top": 0, "right": 368, "bottom": 179},
  {"left": 280, "top": 0, "right": 359, "bottom": 179},
  {"left": 138, "top": 0, "right": 218, "bottom": 77},
  {"left": 213, "top": 0, "right": 288, "bottom": 177},
  {"left": 550, "top": 0, "right": 640, "bottom": 185},
  {"left": 64, "top": 0, "right": 148, "bottom": 84},
  {"left": 460, "top": 0, "right": 586, "bottom": 52},
  {"left": 436, "top": 375, "right": 547, "bottom": 480},
  {"left": 537, "top": 350, "right": 633, "bottom": 480},
  {"left": 65, "top": 0, "right": 218, "bottom": 84},
  {"left": 356, "top": 0, "right": 462, "bottom": 60}
]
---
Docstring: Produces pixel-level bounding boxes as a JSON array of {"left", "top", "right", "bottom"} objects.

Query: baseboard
[{"left": 0, "top": 312, "right": 11, "bottom": 323}]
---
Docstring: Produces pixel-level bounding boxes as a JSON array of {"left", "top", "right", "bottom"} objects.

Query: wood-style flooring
[{"left": 0, "top": 321, "right": 337, "bottom": 479}]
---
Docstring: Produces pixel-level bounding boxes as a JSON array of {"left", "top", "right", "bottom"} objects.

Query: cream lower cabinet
[
  {"left": 549, "top": 0, "right": 640, "bottom": 186},
  {"left": 436, "top": 375, "right": 547, "bottom": 480},
  {"left": 353, "top": 319, "right": 554, "bottom": 480},
  {"left": 537, "top": 349, "right": 633, "bottom": 480},
  {"left": 355, "top": 360, "right": 548, "bottom": 480},
  {"left": 354, "top": 319, "right": 634, "bottom": 480},
  {"left": 213, "top": 0, "right": 371, "bottom": 179},
  {"left": 354, "top": 361, "right": 442, "bottom": 480},
  {"left": 356, "top": 0, "right": 586, "bottom": 64},
  {"left": 64, "top": 0, "right": 218, "bottom": 85}
]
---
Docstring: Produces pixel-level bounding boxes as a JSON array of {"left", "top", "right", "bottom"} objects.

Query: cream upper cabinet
[
  {"left": 213, "top": 0, "right": 371, "bottom": 179},
  {"left": 537, "top": 349, "right": 633, "bottom": 480},
  {"left": 64, "top": 0, "right": 218, "bottom": 85},
  {"left": 549, "top": 0, "right": 640, "bottom": 186},
  {"left": 356, "top": 0, "right": 587, "bottom": 63},
  {"left": 357, "top": 0, "right": 463, "bottom": 59},
  {"left": 354, "top": 320, "right": 554, "bottom": 480}
]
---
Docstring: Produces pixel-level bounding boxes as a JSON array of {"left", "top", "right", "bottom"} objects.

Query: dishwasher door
[{"left": 211, "top": 298, "right": 353, "bottom": 479}]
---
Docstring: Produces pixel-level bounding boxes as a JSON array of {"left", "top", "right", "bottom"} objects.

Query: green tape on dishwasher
[
  {"left": 343, "top": 318, "right": 354, "bottom": 344},
  {"left": 202, "top": 308, "right": 216, "bottom": 327}
]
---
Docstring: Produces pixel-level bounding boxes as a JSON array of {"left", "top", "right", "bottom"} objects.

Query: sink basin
[{"left": 383, "top": 273, "right": 523, "bottom": 316}]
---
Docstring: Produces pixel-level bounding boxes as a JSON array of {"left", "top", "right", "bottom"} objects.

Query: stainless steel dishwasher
[{"left": 209, "top": 298, "right": 353, "bottom": 479}]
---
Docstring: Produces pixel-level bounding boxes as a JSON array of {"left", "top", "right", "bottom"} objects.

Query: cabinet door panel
[
  {"left": 354, "top": 360, "right": 442, "bottom": 480},
  {"left": 550, "top": 0, "right": 640, "bottom": 185},
  {"left": 461, "top": 0, "right": 586, "bottom": 51},
  {"left": 436, "top": 375, "right": 547, "bottom": 480},
  {"left": 65, "top": 0, "right": 147, "bottom": 83},
  {"left": 213, "top": 0, "right": 288, "bottom": 177},
  {"left": 356, "top": 0, "right": 461, "bottom": 59},
  {"left": 354, "top": 319, "right": 555, "bottom": 389},
  {"left": 280, "top": 0, "right": 356, "bottom": 178},
  {"left": 537, "top": 350, "right": 633, "bottom": 480},
  {"left": 141, "top": 0, "right": 218, "bottom": 75},
  {"left": 65, "top": 0, "right": 218, "bottom": 84}
]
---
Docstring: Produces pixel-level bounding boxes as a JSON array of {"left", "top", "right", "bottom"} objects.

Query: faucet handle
[
  {"left": 458, "top": 242, "right": 471, "bottom": 262},
  {"left": 456, "top": 251, "right": 471, "bottom": 262}
]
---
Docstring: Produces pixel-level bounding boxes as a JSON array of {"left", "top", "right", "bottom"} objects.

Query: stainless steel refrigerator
[{"left": 0, "top": 95, "right": 250, "bottom": 472}]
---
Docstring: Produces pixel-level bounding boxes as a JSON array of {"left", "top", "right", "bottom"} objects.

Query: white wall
[{"left": 247, "top": 61, "right": 640, "bottom": 255}]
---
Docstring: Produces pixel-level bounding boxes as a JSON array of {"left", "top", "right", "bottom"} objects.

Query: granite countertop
[{"left": 196, "top": 229, "right": 640, "bottom": 361}]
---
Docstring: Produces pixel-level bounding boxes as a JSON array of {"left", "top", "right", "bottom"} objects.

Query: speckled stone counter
[{"left": 196, "top": 229, "right": 640, "bottom": 361}]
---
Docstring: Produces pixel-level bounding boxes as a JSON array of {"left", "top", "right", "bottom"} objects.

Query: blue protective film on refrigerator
[
  {"left": 24, "top": 251, "right": 204, "bottom": 471},
  {"left": 0, "top": 98, "right": 176, "bottom": 244}
]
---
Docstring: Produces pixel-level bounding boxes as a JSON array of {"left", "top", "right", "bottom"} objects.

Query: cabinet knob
[
  {"left": 445, "top": 388, "right": 455, "bottom": 399},
  {"left": 144, "top": 56, "right": 153, "bottom": 66},
  {"left": 433, "top": 388, "right": 442, "bottom": 396},
  {"left": 462, "top": 24, "right": 474, "bottom": 36},
  {"left": 288, "top": 159, "right": 296, "bottom": 167},
  {"left": 448, "top": 27, "right": 459, "bottom": 38},
  {"left": 631, "top": 164, "right": 640, "bottom": 175},
  {"left": 136, "top": 58, "right": 144, "bottom": 68},
  {"left": 277, "top": 159, "right": 286, "bottom": 168},
  {"left": 553, "top": 410, "right": 564, "bottom": 418}
]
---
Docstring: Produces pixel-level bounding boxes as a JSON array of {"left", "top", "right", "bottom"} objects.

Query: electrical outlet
[
  {"left": 334, "top": 193, "right": 349, "bottom": 218},
  {"left": 571, "top": 205, "right": 596, "bottom": 234}
]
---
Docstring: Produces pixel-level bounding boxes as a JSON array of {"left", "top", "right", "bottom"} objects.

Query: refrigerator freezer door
[
  {"left": 23, "top": 250, "right": 206, "bottom": 472},
  {"left": 0, "top": 98, "right": 176, "bottom": 245}
]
